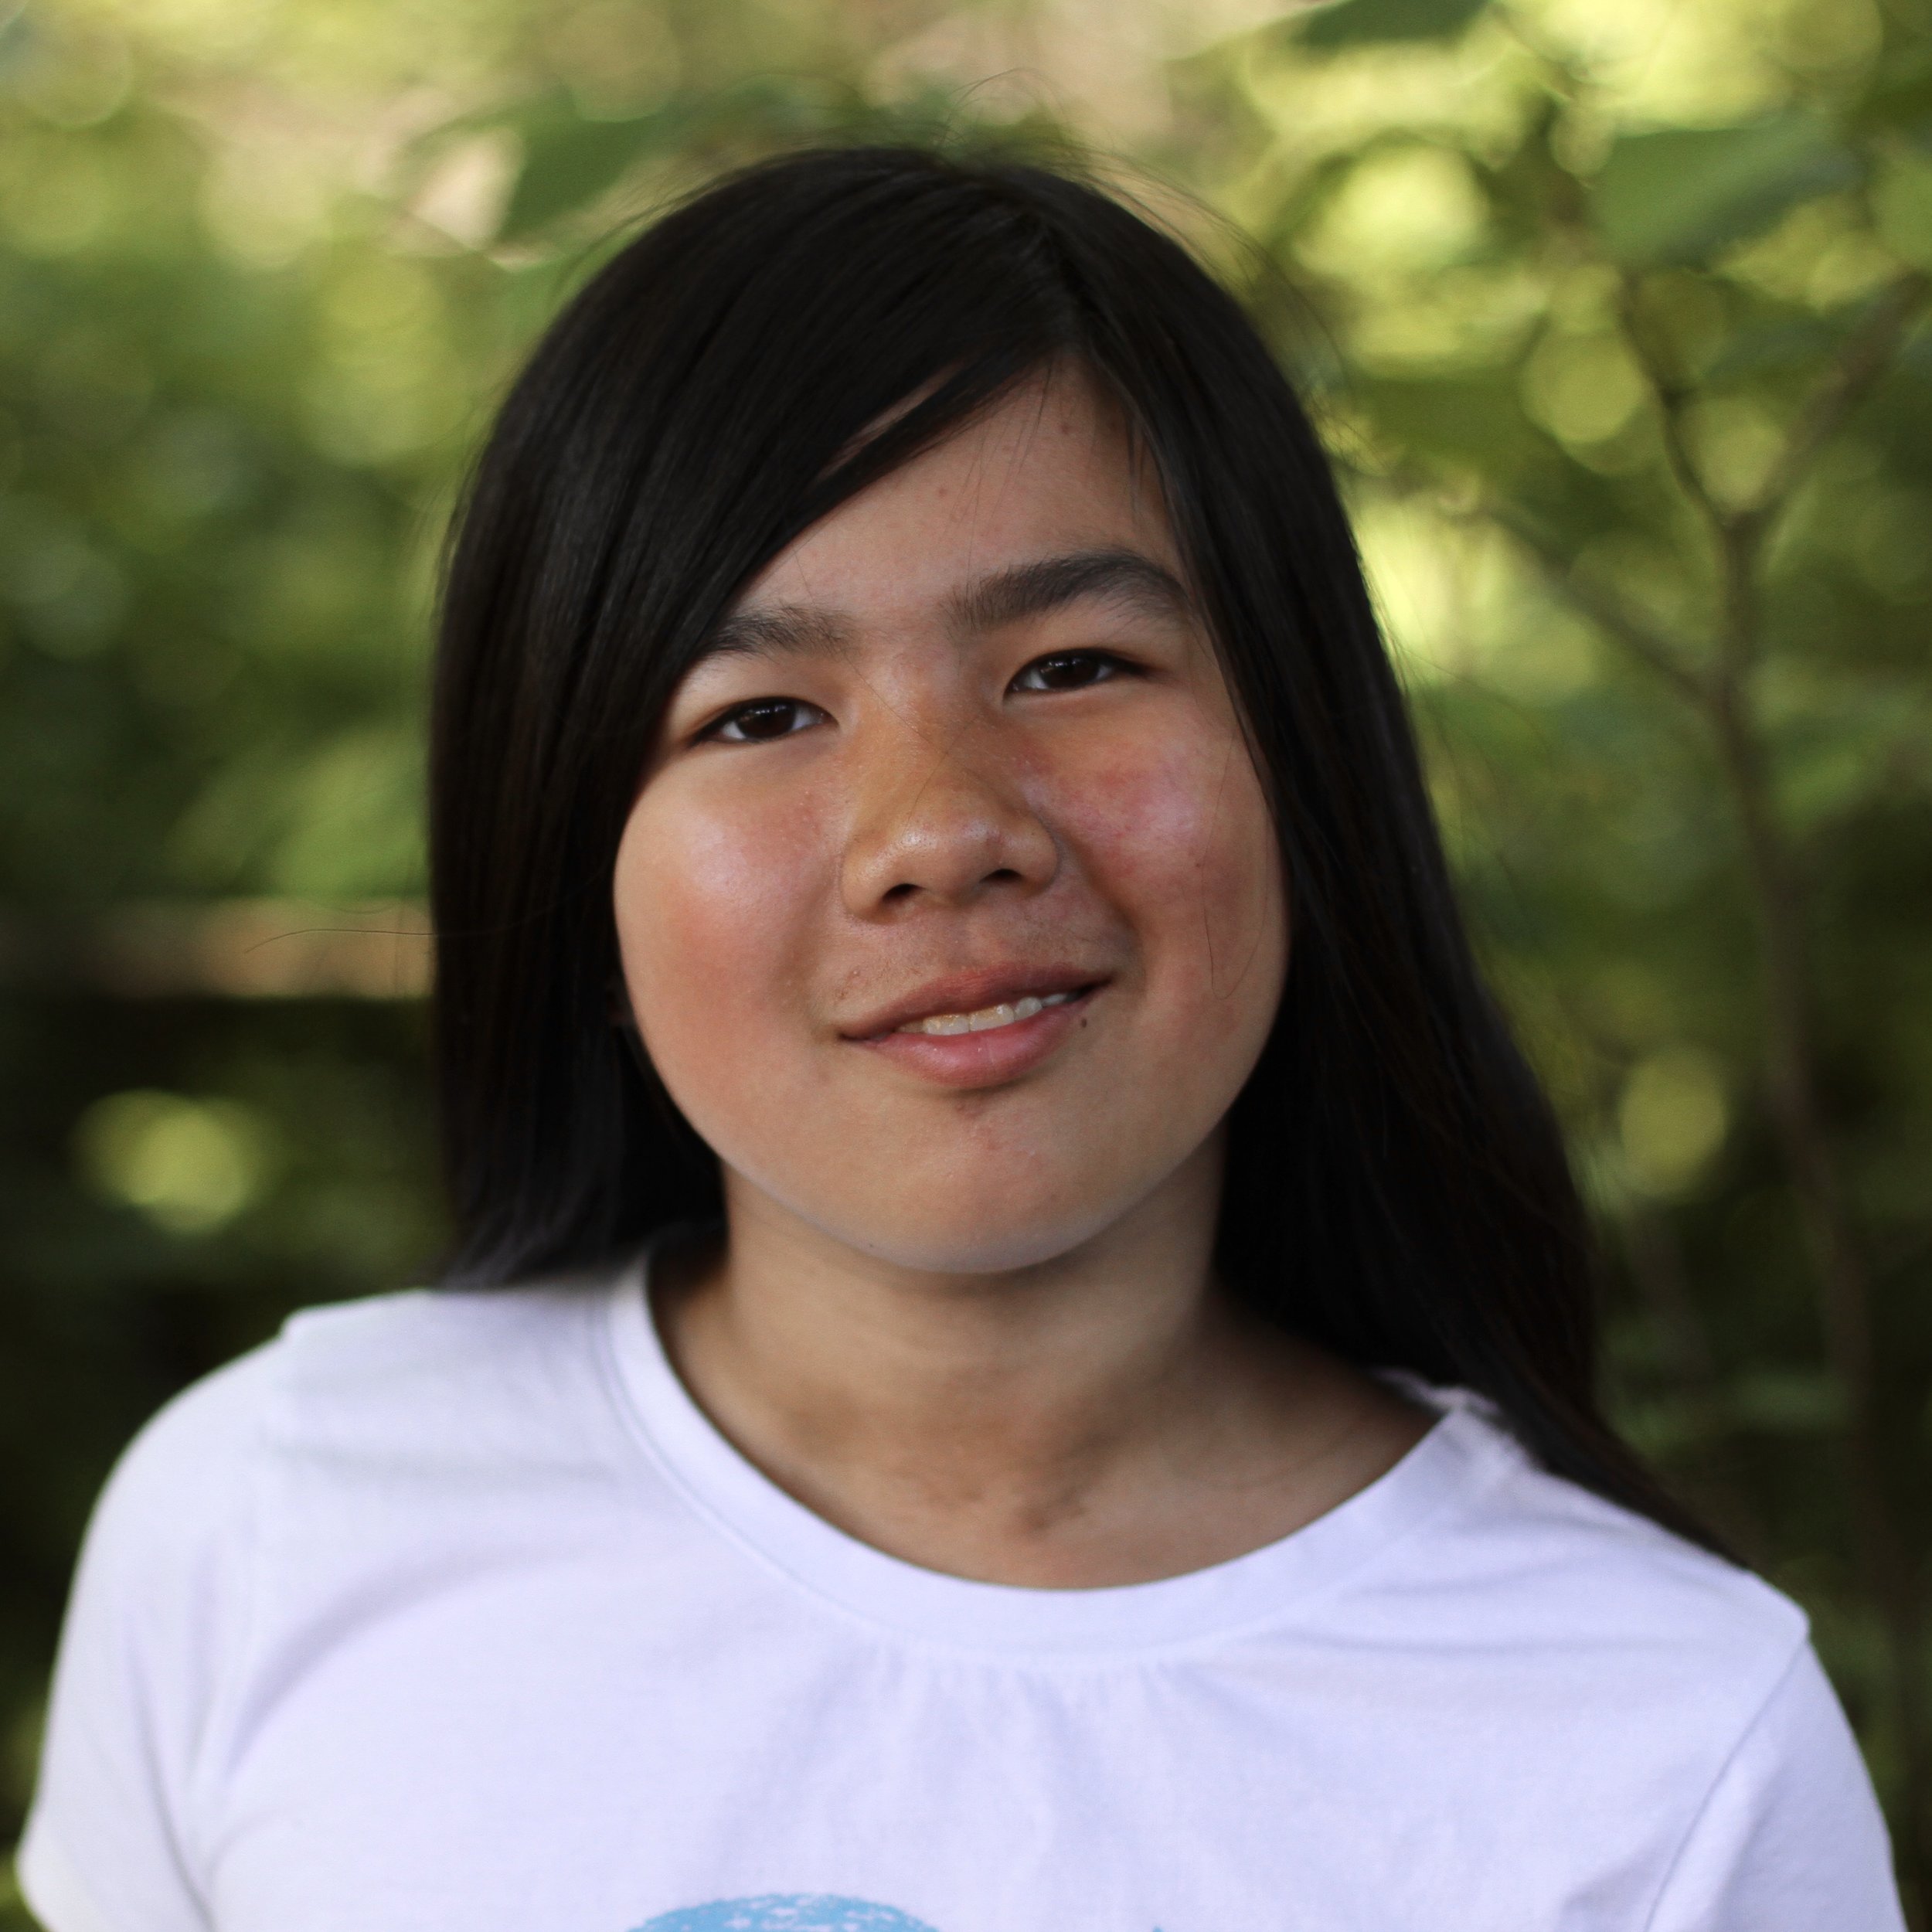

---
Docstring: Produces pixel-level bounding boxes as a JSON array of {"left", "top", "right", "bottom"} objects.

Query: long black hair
[{"left": 430, "top": 141, "right": 1716, "bottom": 1550}]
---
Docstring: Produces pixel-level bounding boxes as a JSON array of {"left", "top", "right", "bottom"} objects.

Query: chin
[
  {"left": 845, "top": 1223, "right": 1120, "bottom": 1277},
  {"left": 804, "top": 1172, "right": 1145, "bottom": 1277}
]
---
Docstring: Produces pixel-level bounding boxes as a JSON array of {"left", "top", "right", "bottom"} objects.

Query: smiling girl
[{"left": 21, "top": 145, "right": 1904, "bottom": 1932}]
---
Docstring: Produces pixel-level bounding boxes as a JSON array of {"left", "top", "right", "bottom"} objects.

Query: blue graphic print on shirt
[{"left": 632, "top": 1898, "right": 940, "bottom": 1932}]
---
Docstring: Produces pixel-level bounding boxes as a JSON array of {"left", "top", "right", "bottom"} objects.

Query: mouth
[
  {"left": 893, "top": 989, "right": 1083, "bottom": 1037},
  {"left": 842, "top": 966, "right": 1105, "bottom": 1043},
  {"left": 842, "top": 968, "right": 1107, "bottom": 1090}
]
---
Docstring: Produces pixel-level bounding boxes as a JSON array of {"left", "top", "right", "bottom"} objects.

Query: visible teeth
[{"left": 897, "top": 990, "right": 1076, "bottom": 1036}]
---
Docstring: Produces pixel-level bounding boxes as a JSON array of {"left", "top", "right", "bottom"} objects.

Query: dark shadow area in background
[{"left": 0, "top": 994, "right": 440, "bottom": 1854}]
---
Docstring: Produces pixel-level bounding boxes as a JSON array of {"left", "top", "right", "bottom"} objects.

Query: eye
[
  {"left": 1010, "top": 650, "right": 1133, "bottom": 694},
  {"left": 702, "top": 697, "right": 828, "bottom": 744}
]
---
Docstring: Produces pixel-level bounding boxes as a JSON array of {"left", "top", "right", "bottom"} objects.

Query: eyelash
[
  {"left": 1010, "top": 650, "right": 1134, "bottom": 694},
  {"left": 697, "top": 651, "right": 1137, "bottom": 745},
  {"left": 702, "top": 697, "right": 827, "bottom": 745}
]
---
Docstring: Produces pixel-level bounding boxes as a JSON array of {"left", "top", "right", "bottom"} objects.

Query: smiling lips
[
  {"left": 843, "top": 968, "right": 1104, "bottom": 1087},
  {"left": 842, "top": 966, "right": 1102, "bottom": 1043}
]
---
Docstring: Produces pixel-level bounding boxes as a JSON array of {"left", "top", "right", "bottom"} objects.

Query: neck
[{"left": 655, "top": 1141, "right": 1430, "bottom": 1587}]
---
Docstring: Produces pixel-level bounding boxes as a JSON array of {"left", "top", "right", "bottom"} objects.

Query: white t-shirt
[{"left": 20, "top": 1254, "right": 1903, "bottom": 1932}]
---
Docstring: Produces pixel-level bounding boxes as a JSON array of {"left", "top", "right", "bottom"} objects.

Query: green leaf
[
  {"left": 498, "top": 97, "right": 694, "bottom": 243},
  {"left": 1292, "top": 0, "right": 1489, "bottom": 52},
  {"left": 1874, "top": 146, "right": 1932, "bottom": 274},
  {"left": 489, "top": 80, "right": 944, "bottom": 242},
  {"left": 1852, "top": 46, "right": 1932, "bottom": 138},
  {"left": 1351, "top": 369, "right": 1538, "bottom": 473},
  {"left": 1592, "top": 115, "right": 1862, "bottom": 266},
  {"left": 1702, "top": 316, "right": 1837, "bottom": 385}
]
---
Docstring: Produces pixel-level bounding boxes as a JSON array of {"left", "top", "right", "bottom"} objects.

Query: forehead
[{"left": 736, "top": 367, "right": 1177, "bottom": 620}]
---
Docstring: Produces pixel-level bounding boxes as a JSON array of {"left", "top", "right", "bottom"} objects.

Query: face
[{"left": 613, "top": 367, "right": 1288, "bottom": 1274}]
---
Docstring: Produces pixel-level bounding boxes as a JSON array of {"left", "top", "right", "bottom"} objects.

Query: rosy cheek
[
  {"left": 617, "top": 790, "right": 824, "bottom": 1056},
  {"left": 1053, "top": 726, "right": 1284, "bottom": 1002}
]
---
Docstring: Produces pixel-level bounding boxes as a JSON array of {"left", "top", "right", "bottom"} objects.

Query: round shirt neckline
[{"left": 602, "top": 1245, "right": 1512, "bottom": 1658}]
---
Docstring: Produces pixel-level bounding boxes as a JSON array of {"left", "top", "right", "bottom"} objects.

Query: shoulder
[
  {"left": 1447, "top": 1421, "right": 1903, "bottom": 1930},
  {"left": 1343, "top": 1395, "right": 1900, "bottom": 1920},
  {"left": 61, "top": 1335, "right": 281, "bottom": 1650},
  {"left": 94, "top": 1270, "right": 635, "bottom": 1571},
  {"left": 1393, "top": 1396, "right": 1810, "bottom": 1733},
  {"left": 1645, "top": 1639, "right": 1903, "bottom": 1930},
  {"left": 268, "top": 1274, "right": 624, "bottom": 1451}
]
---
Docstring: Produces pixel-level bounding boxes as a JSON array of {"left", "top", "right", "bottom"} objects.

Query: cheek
[
  {"left": 1056, "top": 723, "right": 1287, "bottom": 1008},
  {"left": 613, "top": 788, "right": 823, "bottom": 1072}
]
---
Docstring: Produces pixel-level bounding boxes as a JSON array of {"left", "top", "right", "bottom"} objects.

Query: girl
[{"left": 22, "top": 144, "right": 1903, "bottom": 1931}]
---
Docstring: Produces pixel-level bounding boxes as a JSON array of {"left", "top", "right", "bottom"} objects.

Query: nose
[{"left": 839, "top": 719, "right": 1060, "bottom": 918}]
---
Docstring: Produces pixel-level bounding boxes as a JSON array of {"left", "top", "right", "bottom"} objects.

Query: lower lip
[{"left": 852, "top": 987, "right": 1100, "bottom": 1089}]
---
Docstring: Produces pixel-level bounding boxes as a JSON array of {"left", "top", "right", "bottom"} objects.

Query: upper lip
[{"left": 840, "top": 964, "right": 1105, "bottom": 1039}]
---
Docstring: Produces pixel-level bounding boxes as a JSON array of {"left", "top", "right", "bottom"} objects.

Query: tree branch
[
  {"left": 1750, "top": 270, "right": 1932, "bottom": 521},
  {"left": 1616, "top": 273, "right": 1730, "bottom": 541},
  {"left": 1577, "top": 253, "right": 1932, "bottom": 1908},
  {"left": 1615, "top": 257, "right": 1932, "bottom": 1906},
  {"left": 1476, "top": 498, "right": 1711, "bottom": 707}
]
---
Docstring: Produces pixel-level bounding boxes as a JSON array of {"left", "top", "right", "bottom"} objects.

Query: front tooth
[{"left": 898, "top": 990, "right": 1079, "bottom": 1036}]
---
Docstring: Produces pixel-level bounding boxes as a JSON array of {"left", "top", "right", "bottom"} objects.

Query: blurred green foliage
[{"left": 2, "top": 0, "right": 1930, "bottom": 1921}]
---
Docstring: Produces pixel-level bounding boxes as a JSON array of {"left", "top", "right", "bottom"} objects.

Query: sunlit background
[{"left": 3, "top": 0, "right": 1930, "bottom": 1918}]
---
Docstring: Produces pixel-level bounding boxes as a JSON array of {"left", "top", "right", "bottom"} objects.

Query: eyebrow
[
  {"left": 946, "top": 548, "right": 1194, "bottom": 634},
  {"left": 701, "top": 547, "right": 1195, "bottom": 662}
]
